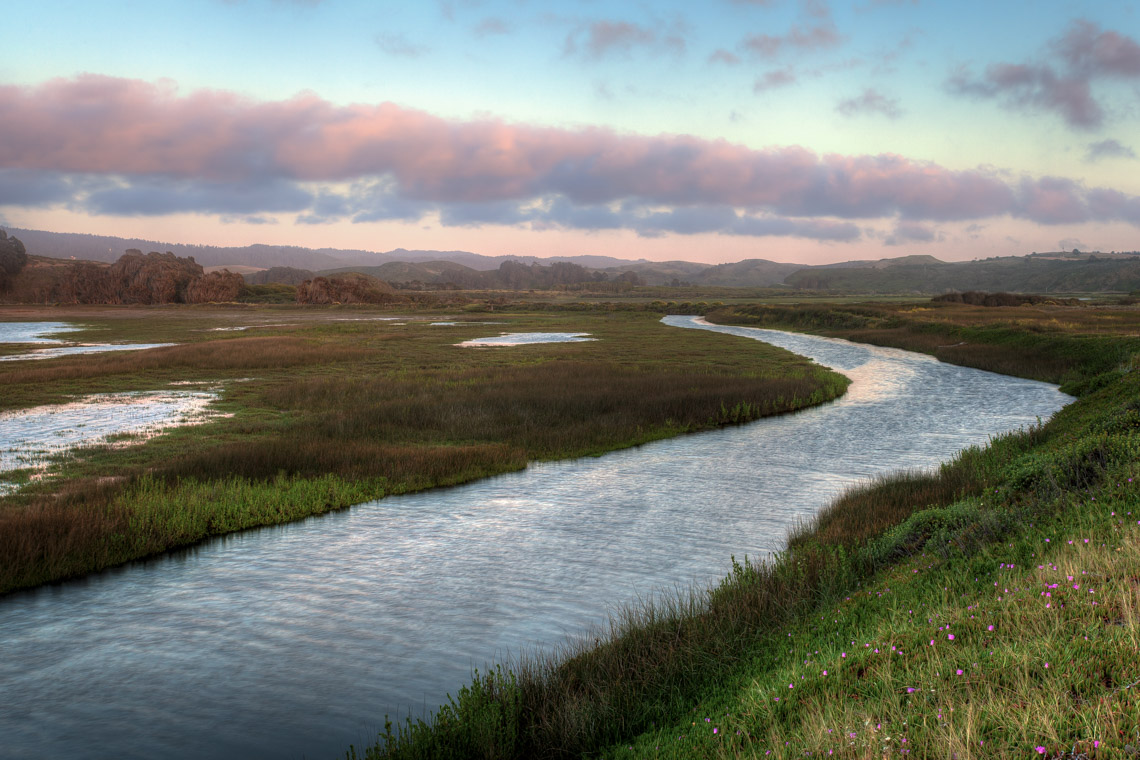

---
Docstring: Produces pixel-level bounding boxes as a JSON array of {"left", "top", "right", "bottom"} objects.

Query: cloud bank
[{"left": 2, "top": 75, "right": 1139, "bottom": 239}]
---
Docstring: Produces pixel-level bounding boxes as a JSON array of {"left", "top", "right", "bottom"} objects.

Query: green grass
[
  {"left": 0, "top": 473, "right": 383, "bottom": 593},
  {"left": 348, "top": 303, "right": 1140, "bottom": 760},
  {"left": 0, "top": 306, "right": 848, "bottom": 594}
]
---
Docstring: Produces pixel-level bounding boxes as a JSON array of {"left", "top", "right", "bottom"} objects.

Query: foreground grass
[
  {"left": 350, "top": 305, "right": 1140, "bottom": 759},
  {"left": 0, "top": 307, "right": 847, "bottom": 595}
]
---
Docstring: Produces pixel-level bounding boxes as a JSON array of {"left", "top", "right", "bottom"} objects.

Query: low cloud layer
[{"left": 2, "top": 75, "right": 1139, "bottom": 238}]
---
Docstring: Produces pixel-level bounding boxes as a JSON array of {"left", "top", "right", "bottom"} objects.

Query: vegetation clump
[{"left": 296, "top": 272, "right": 399, "bottom": 304}]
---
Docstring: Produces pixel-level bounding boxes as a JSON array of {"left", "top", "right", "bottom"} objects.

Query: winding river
[{"left": 0, "top": 317, "right": 1071, "bottom": 759}]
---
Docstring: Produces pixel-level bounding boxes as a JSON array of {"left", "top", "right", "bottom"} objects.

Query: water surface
[
  {"left": 0, "top": 317, "right": 1071, "bottom": 759},
  {"left": 0, "top": 390, "right": 220, "bottom": 490},
  {"left": 457, "top": 332, "right": 595, "bottom": 346},
  {"left": 0, "top": 321, "right": 83, "bottom": 344},
  {"left": 0, "top": 320, "right": 172, "bottom": 361}
]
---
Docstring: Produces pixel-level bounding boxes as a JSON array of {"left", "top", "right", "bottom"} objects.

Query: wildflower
[
  {"left": 948, "top": 634, "right": 955, "bottom": 640},
  {"left": 987, "top": 625, "right": 994, "bottom": 631}
]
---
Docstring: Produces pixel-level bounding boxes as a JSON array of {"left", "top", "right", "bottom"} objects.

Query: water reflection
[
  {"left": 0, "top": 390, "right": 220, "bottom": 487},
  {"left": 0, "top": 321, "right": 83, "bottom": 343},
  {"left": 457, "top": 332, "right": 596, "bottom": 346},
  {"left": 0, "top": 317, "right": 1071, "bottom": 760},
  {"left": 0, "top": 342, "right": 174, "bottom": 361},
  {"left": 0, "top": 320, "right": 172, "bottom": 361}
]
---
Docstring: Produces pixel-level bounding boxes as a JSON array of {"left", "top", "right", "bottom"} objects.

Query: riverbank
[
  {"left": 0, "top": 306, "right": 848, "bottom": 595},
  {"left": 359, "top": 301, "right": 1139, "bottom": 759}
]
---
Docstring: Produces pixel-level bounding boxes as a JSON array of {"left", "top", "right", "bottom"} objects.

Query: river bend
[{"left": 0, "top": 316, "right": 1071, "bottom": 759}]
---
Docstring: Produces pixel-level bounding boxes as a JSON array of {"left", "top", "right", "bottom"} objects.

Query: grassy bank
[
  {"left": 351, "top": 301, "right": 1140, "bottom": 759},
  {"left": 0, "top": 306, "right": 848, "bottom": 595}
]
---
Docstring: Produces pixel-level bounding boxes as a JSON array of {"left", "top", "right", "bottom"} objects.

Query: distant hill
[
  {"left": 246, "top": 267, "right": 317, "bottom": 286},
  {"left": 785, "top": 254, "right": 1140, "bottom": 293},
  {"left": 686, "top": 258, "right": 804, "bottom": 287},
  {"left": 6, "top": 228, "right": 650, "bottom": 273},
  {"left": 8, "top": 226, "right": 1140, "bottom": 294}
]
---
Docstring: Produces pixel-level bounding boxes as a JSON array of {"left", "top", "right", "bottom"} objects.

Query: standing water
[{"left": 0, "top": 317, "right": 1071, "bottom": 759}]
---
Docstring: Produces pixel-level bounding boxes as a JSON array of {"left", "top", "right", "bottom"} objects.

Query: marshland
[
  {"left": 7, "top": 0, "right": 1140, "bottom": 756},
  {"left": 4, "top": 295, "right": 1135, "bottom": 759}
]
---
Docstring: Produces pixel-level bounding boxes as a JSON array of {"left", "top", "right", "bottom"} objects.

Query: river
[{"left": 0, "top": 316, "right": 1072, "bottom": 759}]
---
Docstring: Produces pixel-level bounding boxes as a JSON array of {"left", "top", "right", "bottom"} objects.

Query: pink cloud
[{"left": 2, "top": 75, "right": 1139, "bottom": 231}]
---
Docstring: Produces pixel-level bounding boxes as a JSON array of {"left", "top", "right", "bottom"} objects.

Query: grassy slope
[
  {"left": 356, "top": 300, "right": 1140, "bottom": 760},
  {"left": 0, "top": 306, "right": 848, "bottom": 595}
]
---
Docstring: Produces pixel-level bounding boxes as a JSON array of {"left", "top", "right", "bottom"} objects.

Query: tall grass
[{"left": 0, "top": 473, "right": 382, "bottom": 592}]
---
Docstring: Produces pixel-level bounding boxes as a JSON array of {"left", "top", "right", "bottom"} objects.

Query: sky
[{"left": 1, "top": 0, "right": 1139, "bottom": 265}]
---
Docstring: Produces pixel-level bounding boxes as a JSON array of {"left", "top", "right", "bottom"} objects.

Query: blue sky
[{"left": 2, "top": 0, "right": 1138, "bottom": 263}]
